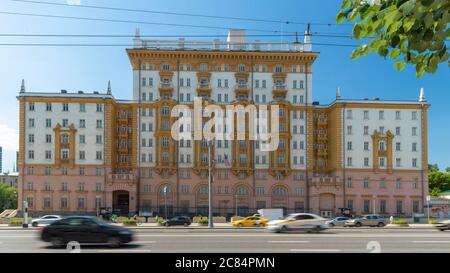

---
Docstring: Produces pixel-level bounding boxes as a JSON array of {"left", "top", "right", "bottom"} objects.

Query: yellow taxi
[{"left": 232, "top": 216, "right": 269, "bottom": 227}]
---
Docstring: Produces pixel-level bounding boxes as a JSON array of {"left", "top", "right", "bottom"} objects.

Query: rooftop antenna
[
  {"left": 336, "top": 87, "right": 341, "bottom": 100},
  {"left": 107, "top": 80, "right": 112, "bottom": 95}
]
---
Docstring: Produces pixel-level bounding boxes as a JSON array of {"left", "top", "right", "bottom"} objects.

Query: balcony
[
  {"left": 317, "top": 118, "right": 328, "bottom": 126},
  {"left": 197, "top": 83, "right": 212, "bottom": 97},
  {"left": 272, "top": 85, "right": 287, "bottom": 99},
  {"left": 235, "top": 83, "right": 250, "bottom": 99},
  {"left": 317, "top": 149, "right": 328, "bottom": 156},
  {"left": 316, "top": 134, "right": 328, "bottom": 141},
  {"left": 308, "top": 175, "right": 342, "bottom": 188},
  {"left": 108, "top": 173, "right": 135, "bottom": 181},
  {"left": 159, "top": 82, "right": 174, "bottom": 97}
]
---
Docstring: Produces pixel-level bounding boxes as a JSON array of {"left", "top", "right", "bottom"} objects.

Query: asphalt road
[{"left": 0, "top": 228, "right": 449, "bottom": 253}]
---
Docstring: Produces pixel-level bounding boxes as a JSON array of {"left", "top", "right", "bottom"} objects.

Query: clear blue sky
[{"left": 0, "top": 0, "right": 448, "bottom": 173}]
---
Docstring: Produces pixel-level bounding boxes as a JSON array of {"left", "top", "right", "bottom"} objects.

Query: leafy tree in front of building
[
  {"left": 429, "top": 163, "right": 440, "bottom": 172},
  {"left": 428, "top": 165, "right": 450, "bottom": 196},
  {"left": 0, "top": 184, "right": 18, "bottom": 211},
  {"left": 336, "top": 0, "right": 449, "bottom": 77}
]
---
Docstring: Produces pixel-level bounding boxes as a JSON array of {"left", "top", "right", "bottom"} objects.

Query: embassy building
[{"left": 17, "top": 27, "right": 429, "bottom": 218}]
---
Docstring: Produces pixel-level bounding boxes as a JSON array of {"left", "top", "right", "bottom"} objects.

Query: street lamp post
[
  {"left": 426, "top": 195, "right": 431, "bottom": 223},
  {"left": 372, "top": 195, "right": 376, "bottom": 215},
  {"left": 208, "top": 140, "right": 214, "bottom": 228}
]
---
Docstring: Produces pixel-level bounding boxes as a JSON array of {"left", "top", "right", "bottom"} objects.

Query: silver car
[
  {"left": 31, "top": 215, "right": 62, "bottom": 227},
  {"left": 435, "top": 219, "right": 450, "bottom": 231},
  {"left": 345, "top": 215, "right": 387, "bottom": 227},
  {"left": 326, "top": 217, "right": 350, "bottom": 227}
]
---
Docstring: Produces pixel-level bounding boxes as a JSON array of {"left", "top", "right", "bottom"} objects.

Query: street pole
[
  {"left": 164, "top": 186, "right": 168, "bottom": 220},
  {"left": 208, "top": 140, "right": 214, "bottom": 228},
  {"left": 372, "top": 195, "right": 376, "bottom": 215},
  {"left": 235, "top": 194, "right": 238, "bottom": 217},
  {"left": 426, "top": 195, "right": 430, "bottom": 223}
]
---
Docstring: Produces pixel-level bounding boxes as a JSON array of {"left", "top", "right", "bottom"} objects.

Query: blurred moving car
[
  {"left": 232, "top": 216, "right": 269, "bottom": 227},
  {"left": 344, "top": 214, "right": 387, "bottom": 227},
  {"left": 41, "top": 216, "right": 133, "bottom": 247},
  {"left": 267, "top": 213, "right": 328, "bottom": 233},
  {"left": 435, "top": 219, "right": 450, "bottom": 231},
  {"left": 326, "top": 217, "right": 350, "bottom": 227},
  {"left": 31, "top": 215, "right": 62, "bottom": 227},
  {"left": 164, "top": 216, "right": 191, "bottom": 227}
]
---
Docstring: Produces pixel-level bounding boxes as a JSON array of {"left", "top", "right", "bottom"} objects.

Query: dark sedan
[
  {"left": 41, "top": 216, "right": 133, "bottom": 247},
  {"left": 164, "top": 216, "right": 191, "bottom": 227}
]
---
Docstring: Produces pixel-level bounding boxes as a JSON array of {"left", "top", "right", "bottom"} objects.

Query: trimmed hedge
[
  {"left": 122, "top": 220, "right": 137, "bottom": 226},
  {"left": 391, "top": 220, "right": 409, "bottom": 225}
]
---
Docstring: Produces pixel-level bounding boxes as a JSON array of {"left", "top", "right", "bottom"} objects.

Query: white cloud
[
  {"left": 67, "top": 0, "right": 81, "bottom": 5},
  {"left": 0, "top": 123, "right": 19, "bottom": 153}
]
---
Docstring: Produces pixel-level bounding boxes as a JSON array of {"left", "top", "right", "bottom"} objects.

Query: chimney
[
  {"left": 20, "top": 79, "right": 25, "bottom": 93},
  {"left": 419, "top": 87, "right": 426, "bottom": 102}
]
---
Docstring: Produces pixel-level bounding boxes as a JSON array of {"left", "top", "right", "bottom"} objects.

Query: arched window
[
  {"left": 273, "top": 186, "right": 287, "bottom": 196},
  {"left": 160, "top": 185, "right": 171, "bottom": 195},
  {"left": 198, "top": 186, "right": 209, "bottom": 194}
]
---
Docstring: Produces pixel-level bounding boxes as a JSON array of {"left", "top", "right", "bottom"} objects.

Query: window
[
  {"left": 364, "top": 142, "right": 369, "bottom": 151},
  {"left": 413, "top": 200, "right": 419, "bottom": 213},
  {"left": 395, "top": 111, "right": 401, "bottom": 120},
  {"left": 45, "top": 118, "right": 52, "bottom": 128},
  {"left": 262, "top": 80, "right": 266, "bottom": 89},
  {"left": 363, "top": 110, "right": 369, "bottom": 120},
  {"left": 412, "top": 111, "right": 417, "bottom": 120},
  {"left": 79, "top": 151, "right": 85, "bottom": 160},
  {"left": 96, "top": 104, "right": 103, "bottom": 112},
  {"left": 44, "top": 150, "right": 51, "bottom": 160},
  {"left": 396, "top": 127, "right": 401, "bottom": 136},
  {"left": 28, "top": 134, "right": 34, "bottom": 143},
  {"left": 412, "top": 158, "right": 418, "bottom": 167},
  {"left": 363, "top": 178, "right": 370, "bottom": 188},
  {"left": 347, "top": 125, "right": 352, "bottom": 135},
  {"left": 28, "top": 103, "right": 35, "bottom": 111},
  {"left": 62, "top": 103, "right": 69, "bottom": 112},
  {"left": 96, "top": 151, "right": 103, "bottom": 160},
  {"left": 412, "top": 142, "right": 417, "bottom": 152},
  {"left": 78, "top": 198, "right": 86, "bottom": 209},
  {"left": 396, "top": 158, "right": 401, "bottom": 167},
  {"left": 96, "top": 135, "right": 102, "bottom": 144},
  {"left": 364, "top": 200, "right": 370, "bottom": 213},
  {"left": 380, "top": 200, "right": 387, "bottom": 213},
  {"left": 379, "top": 111, "right": 384, "bottom": 120},
  {"left": 396, "top": 179, "right": 402, "bottom": 189},
  {"left": 396, "top": 142, "right": 401, "bottom": 151},
  {"left": 396, "top": 200, "right": 403, "bottom": 214},
  {"left": 412, "top": 127, "right": 418, "bottom": 136},
  {"left": 79, "top": 103, "right": 85, "bottom": 112},
  {"left": 200, "top": 63, "right": 208, "bottom": 72},
  {"left": 79, "top": 119, "right": 86, "bottom": 128},
  {"left": 28, "top": 150, "right": 34, "bottom": 159},
  {"left": 346, "top": 109, "right": 352, "bottom": 119},
  {"left": 238, "top": 64, "right": 246, "bottom": 72},
  {"left": 412, "top": 179, "right": 419, "bottom": 189},
  {"left": 346, "top": 177, "right": 353, "bottom": 188},
  {"left": 364, "top": 157, "right": 369, "bottom": 167},
  {"left": 347, "top": 141, "right": 352, "bottom": 151},
  {"left": 379, "top": 157, "right": 385, "bottom": 167},
  {"left": 62, "top": 119, "right": 68, "bottom": 128},
  {"left": 96, "top": 120, "right": 103, "bottom": 129},
  {"left": 162, "top": 63, "right": 170, "bottom": 71},
  {"left": 79, "top": 135, "right": 85, "bottom": 144},
  {"left": 28, "top": 118, "right": 35, "bottom": 128},
  {"left": 379, "top": 126, "right": 385, "bottom": 134},
  {"left": 43, "top": 198, "right": 51, "bottom": 209},
  {"left": 379, "top": 179, "right": 386, "bottom": 189},
  {"left": 61, "top": 150, "right": 69, "bottom": 160},
  {"left": 347, "top": 157, "right": 352, "bottom": 166},
  {"left": 275, "top": 65, "right": 283, "bottom": 72},
  {"left": 46, "top": 102, "right": 52, "bottom": 111},
  {"left": 45, "top": 134, "right": 52, "bottom": 143}
]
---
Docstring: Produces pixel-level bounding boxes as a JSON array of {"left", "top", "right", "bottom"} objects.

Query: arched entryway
[
  {"left": 271, "top": 185, "right": 289, "bottom": 215},
  {"left": 233, "top": 185, "right": 250, "bottom": 216},
  {"left": 319, "top": 193, "right": 336, "bottom": 218},
  {"left": 113, "top": 190, "right": 130, "bottom": 216}
]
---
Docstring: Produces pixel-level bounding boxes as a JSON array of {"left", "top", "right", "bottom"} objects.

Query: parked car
[
  {"left": 165, "top": 216, "right": 191, "bottom": 227},
  {"left": 435, "top": 219, "right": 450, "bottom": 231},
  {"left": 31, "top": 215, "right": 63, "bottom": 227},
  {"left": 232, "top": 216, "right": 269, "bottom": 227},
  {"left": 41, "top": 216, "right": 133, "bottom": 247},
  {"left": 344, "top": 215, "right": 387, "bottom": 227},
  {"left": 326, "top": 217, "right": 350, "bottom": 227},
  {"left": 267, "top": 213, "right": 328, "bottom": 233}
]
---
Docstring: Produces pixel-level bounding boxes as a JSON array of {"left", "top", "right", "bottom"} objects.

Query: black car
[
  {"left": 41, "top": 216, "right": 133, "bottom": 247},
  {"left": 165, "top": 216, "right": 191, "bottom": 227}
]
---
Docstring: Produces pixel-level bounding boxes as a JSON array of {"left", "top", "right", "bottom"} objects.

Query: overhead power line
[
  {"left": 0, "top": 11, "right": 296, "bottom": 34},
  {"left": 0, "top": 42, "right": 359, "bottom": 48},
  {"left": 0, "top": 33, "right": 357, "bottom": 38},
  {"left": 10, "top": 0, "right": 353, "bottom": 27}
]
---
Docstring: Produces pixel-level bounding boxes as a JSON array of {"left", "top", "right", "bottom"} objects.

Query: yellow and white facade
[{"left": 17, "top": 29, "right": 429, "bottom": 218}]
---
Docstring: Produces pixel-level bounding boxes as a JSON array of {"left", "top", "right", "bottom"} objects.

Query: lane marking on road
[
  {"left": 290, "top": 249, "right": 341, "bottom": 252},
  {"left": 0, "top": 235, "right": 36, "bottom": 238},
  {"left": 267, "top": 241, "right": 309, "bottom": 243},
  {"left": 97, "top": 249, "right": 152, "bottom": 253},
  {"left": 134, "top": 241, "right": 157, "bottom": 244},
  {"left": 412, "top": 241, "right": 450, "bottom": 243},
  {"left": 135, "top": 234, "right": 450, "bottom": 238}
]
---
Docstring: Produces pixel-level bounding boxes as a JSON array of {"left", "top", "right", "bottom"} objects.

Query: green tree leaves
[
  {"left": 336, "top": 0, "right": 449, "bottom": 77},
  {"left": 0, "top": 184, "right": 18, "bottom": 211}
]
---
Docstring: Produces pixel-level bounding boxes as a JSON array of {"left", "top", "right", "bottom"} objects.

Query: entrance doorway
[{"left": 113, "top": 190, "right": 130, "bottom": 216}]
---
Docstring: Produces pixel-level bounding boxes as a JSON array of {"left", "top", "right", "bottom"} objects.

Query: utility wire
[
  {"left": 0, "top": 11, "right": 294, "bottom": 34},
  {"left": 0, "top": 42, "right": 359, "bottom": 48},
  {"left": 10, "top": 0, "right": 353, "bottom": 27},
  {"left": 0, "top": 33, "right": 357, "bottom": 38}
]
